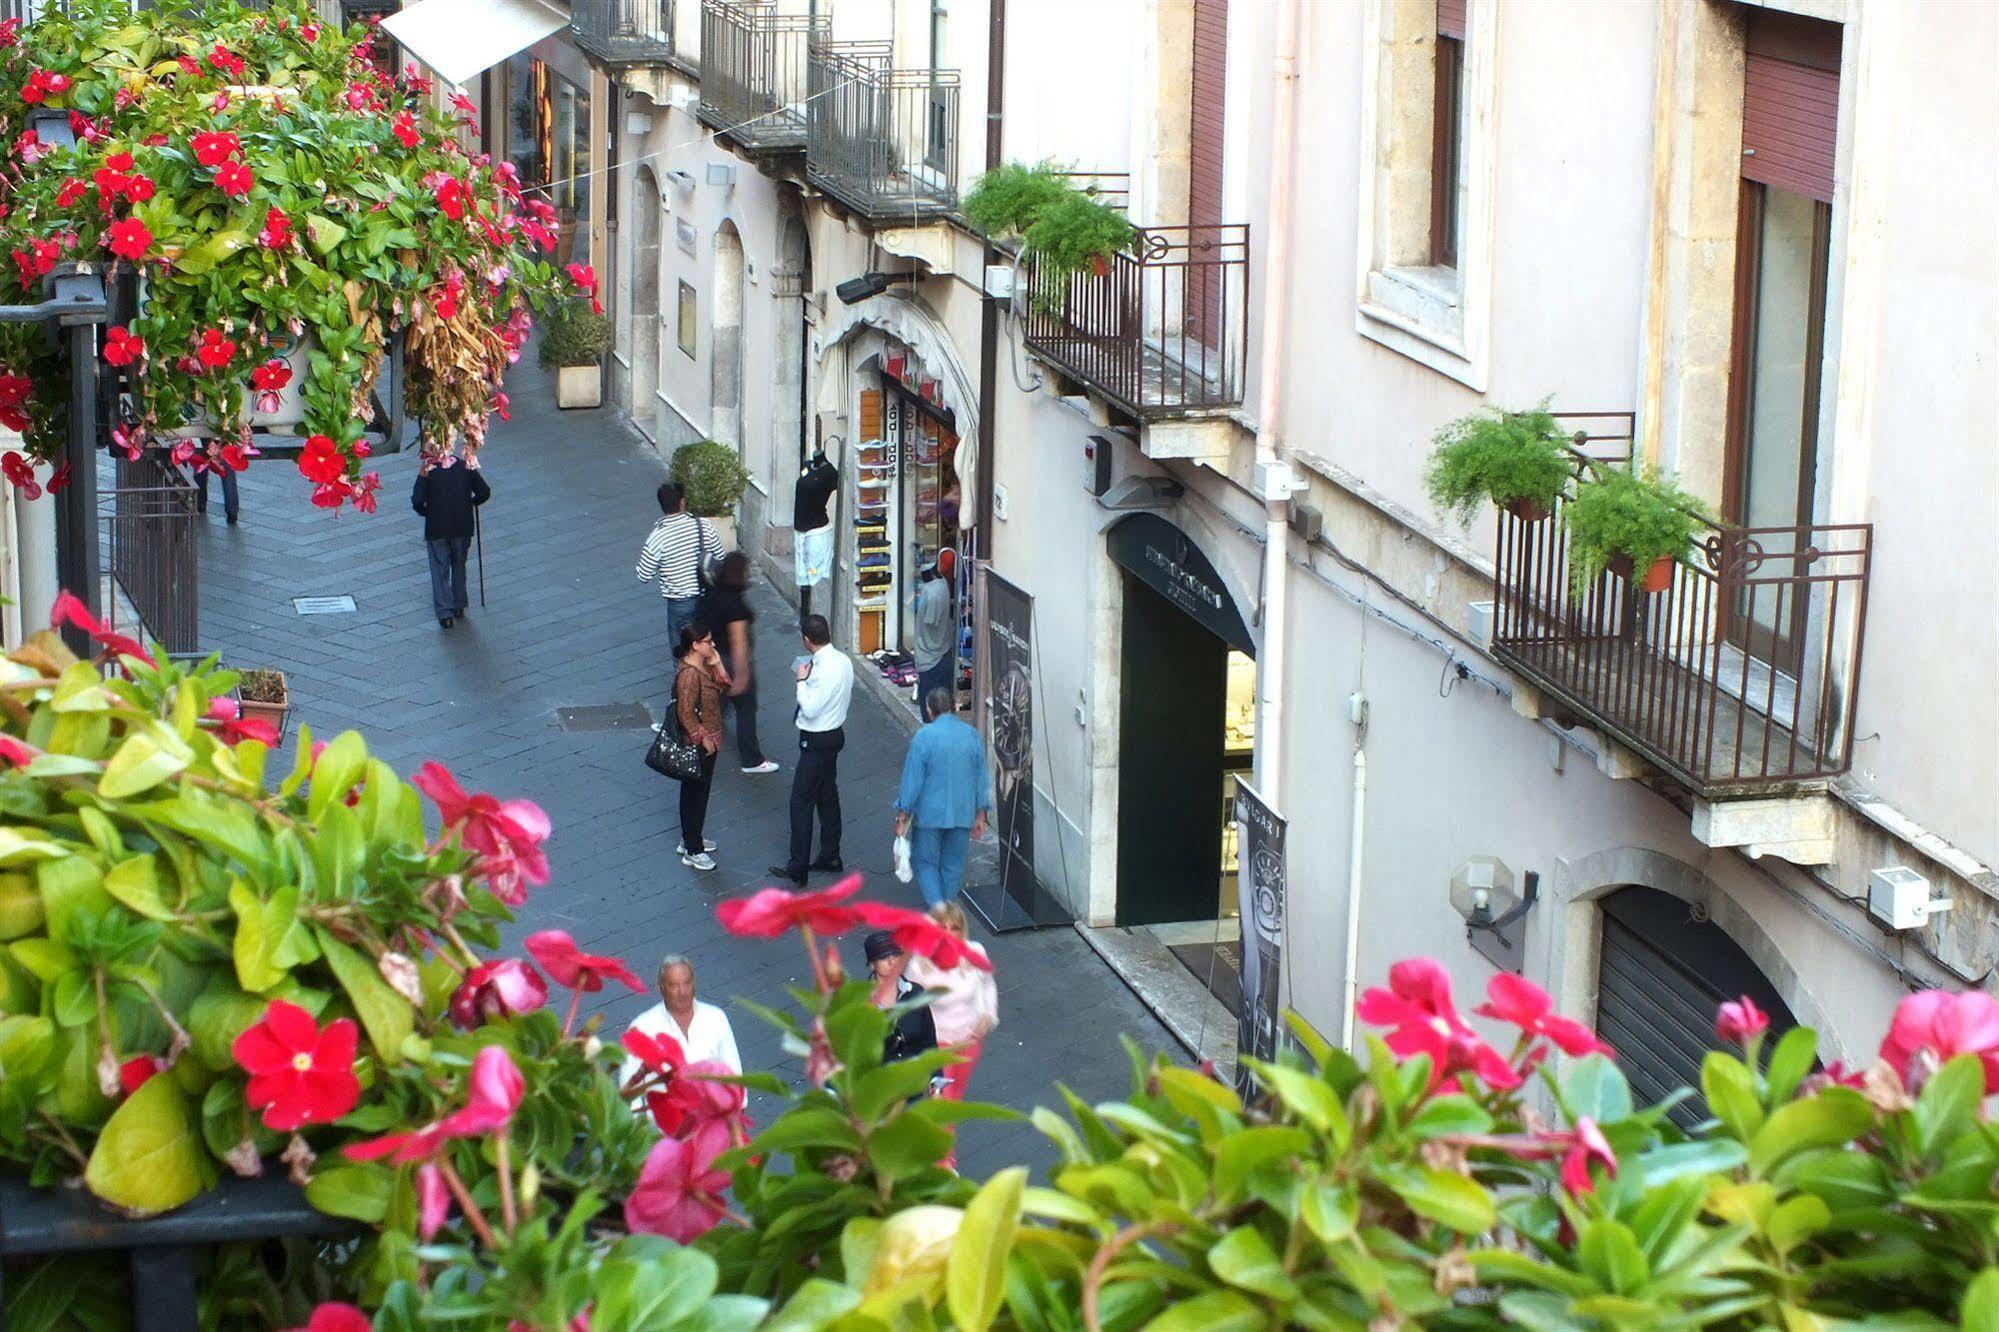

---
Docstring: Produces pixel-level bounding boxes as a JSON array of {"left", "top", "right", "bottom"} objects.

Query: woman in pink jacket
[{"left": 905, "top": 901, "right": 997, "bottom": 1107}]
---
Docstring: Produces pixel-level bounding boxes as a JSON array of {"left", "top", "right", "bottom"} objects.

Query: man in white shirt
[
  {"left": 621, "top": 955, "right": 741, "bottom": 1085},
  {"left": 771, "top": 613, "right": 854, "bottom": 885}
]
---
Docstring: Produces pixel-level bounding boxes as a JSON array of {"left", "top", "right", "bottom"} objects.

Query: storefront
[{"left": 486, "top": 45, "right": 594, "bottom": 271}]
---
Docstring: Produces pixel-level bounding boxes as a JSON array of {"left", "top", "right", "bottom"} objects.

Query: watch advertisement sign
[
  {"left": 1233, "top": 779, "right": 1286, "bottom": 1091},
  {"left": 984, "top": 572, "right": 1036, "bottom": 914}
]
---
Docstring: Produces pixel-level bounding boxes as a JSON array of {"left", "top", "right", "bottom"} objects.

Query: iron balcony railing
[
  {"left": 698, "top": 1, "right": 825, "bottom": 152},
  {"left": 1021, "top": 222, "right": 1250, "bottom": 418},
  {"left": 807, "top": 42, "right": 960, "bottom": 220},
  {"left": 103, "top": 451, "right": 199, "bottom": 658},
  {"left": 1490, "top": 419, "right": 1872, "bottom": 796},
  {"left": 571, "top": 0, "right": 675, "bottom": 66}
]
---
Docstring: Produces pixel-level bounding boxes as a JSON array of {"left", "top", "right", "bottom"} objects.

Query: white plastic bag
[{"left": 893, "top": 834, "right": 913, "bottom": 883}]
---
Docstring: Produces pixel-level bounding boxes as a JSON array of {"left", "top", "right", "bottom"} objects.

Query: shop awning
[{"left": 381, "top": 0, "right": 568, "bottom": 89}]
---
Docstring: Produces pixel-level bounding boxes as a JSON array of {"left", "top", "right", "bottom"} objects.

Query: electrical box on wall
[
  {"left": 1085, "top": 434, "right": 1113, "bottom": 497},
  {"left": 625, "top": 111, "right": 654, "bottom": 136}
]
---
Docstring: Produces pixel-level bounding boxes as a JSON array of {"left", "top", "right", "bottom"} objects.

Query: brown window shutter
[
  {"left": 1742, "top": 10, "right": 1841, "bottom": 204},
  {"left": 1436, "top": 0, "right": 1466, "bottom": 41},
  {"left": 1188, "top": 0, "right": 1228, "bottom": 345},
  {"left": 858, "top": 389, "right": 883, "bottom": 440}
]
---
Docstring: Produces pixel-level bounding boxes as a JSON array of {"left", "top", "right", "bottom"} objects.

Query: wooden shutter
[
  {"left": 1742, "top": 10, "right": 1841, "bottom": 204},
  {"left": 858, "top": 389, "right": 883, "bottom": 441},
  {"left": 1188, "top": 0, "right": 1228, "bottom": 345},
  {"left": 1436, "top": 0, "right": 1466, "bottom": 40}
]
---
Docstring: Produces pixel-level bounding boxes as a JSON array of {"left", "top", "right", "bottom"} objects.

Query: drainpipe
[
  {"left": 1340, "top": 698, "right": 1369, "bottom": 1052},
  {"left": 1251, "top": 0, "right": 1301, "bottom": 810},
  {"left": 973, "top": 0, "right": 1004, "bottom": 549}
]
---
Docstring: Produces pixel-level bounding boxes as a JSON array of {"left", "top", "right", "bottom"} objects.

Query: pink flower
[
  {"left": 646, "top": 1060, "right": 745, "bottom": 1138},
  {"left": 853, "top": 901, "right": 994, "bottom": 972},
  {"left": 1560, "top": 1117, "right": 1617, "bottom": 1195},
  {"left": 565, "top": 263, "right": 603, "bottom": 316},
  {"left": 525, "top": 930, "right": 644, "bottom": 994},
  {"left": 624, "top": 1118, "right": 732, "bottom": 1242},
  {"left": 461, "top": 1044, "right": 526, "bottom": 1130},
  {"left": 1879, "top": 989, "right": 1999, "bottom": 1094},
  {"left": 284, "top": 1305, "right": 371, "bottom": 1332},
  {"left": 448, "top": 958, "right": 548, "bottom": 1029},
  {"left": 718, "top": 877, "right": 865, "bottom": 938},
  {"left": 413, "top": 762, "right": 551, "bottom": 885},
  {"left": 1475, "top": 973, "right": 1611, "bottom": 1058},
  {"left": 622, "top": 1028, "right": 685, "bottom": 1081},
  {"left": 203, "top": 696, "right": 280, "bottom": 747},
  {"left": 1714, "top": 996, "right": 1770, "bottom": 1047},
  {"left": 50, "top": 590, "right": 153, "bottom": 665},
  {"left": 416, "top": 1162, "right": 449, "bottom": 1240},
  {"left": 1356, "top": 958, "right": 1519, "bottom": 1091}
]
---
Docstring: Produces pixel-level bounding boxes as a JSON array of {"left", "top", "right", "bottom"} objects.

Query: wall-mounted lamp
[
  {"left": 1451, "top": 859, "right": 1539, "bottom": 973},
  {"left": 835, "top": 271, "right": 915, "bottom": 305}
]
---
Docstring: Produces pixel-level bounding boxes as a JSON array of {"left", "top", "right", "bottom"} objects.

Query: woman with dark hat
[{"left": 864, "top": 930, "right": 938, "bottom": 1066}]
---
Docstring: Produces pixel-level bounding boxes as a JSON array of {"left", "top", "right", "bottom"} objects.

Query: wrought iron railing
[
  {"left": 1021, "top": 222, "right": 1250, "bottom": 418},
  {"left": 572, "top": 0, "right": 675, "bottom": 66},
  {"left": 807, "top": 42, "right": 959, "bottom": 219},
  {"left": 1490, "top": 420, "right": 1872, "bottom": 795},
  {"left": 103, "top": 451, "right": 199, "bottom": 657},
  {"left": 698, "top": 1, "right": 825, "bottom": 152}
]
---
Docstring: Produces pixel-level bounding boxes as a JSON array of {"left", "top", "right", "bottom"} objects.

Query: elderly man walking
[
  {"left": 894, "top": 686, "right": 993, "bottom": 908},
  {"left": 620, "top": 955, "right": 741, "bottom": 1085}
]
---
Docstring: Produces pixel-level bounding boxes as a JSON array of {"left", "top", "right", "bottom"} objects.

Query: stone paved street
[{"left": 189, "top": 360, "right": 1177, "bottom": 1177}]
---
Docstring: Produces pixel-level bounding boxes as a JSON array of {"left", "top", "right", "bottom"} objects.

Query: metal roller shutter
[
  {"left": 1436, "top": 0, "right": 1466, "bottom": 41},
  {"left": 1742, "top": 10, "right": 1841, "bottom": 205}
]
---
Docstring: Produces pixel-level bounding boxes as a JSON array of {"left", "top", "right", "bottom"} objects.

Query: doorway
[{"left": 630, "top": 168, "right": 662, "bottom": 442}]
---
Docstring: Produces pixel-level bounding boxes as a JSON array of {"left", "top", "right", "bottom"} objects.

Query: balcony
[
  {"left": 571, "top": 0, "right": 676, "bottom": 67},
  {"left": 1022, "top": 221, "right": 1250, "bottom": 423},
  {"left": 807, "top": 43, "right": 960, "bottom": 221},
  {"left": 1490, "top": 426, "right": 1872, "bottom": 798},
  {"left": 696, "top": 2, "right": 826, "bottom": 154}
]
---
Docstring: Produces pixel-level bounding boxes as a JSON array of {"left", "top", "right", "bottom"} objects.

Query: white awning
[{"left": 381, "top": 0, "right": 567, "bottom": 89}]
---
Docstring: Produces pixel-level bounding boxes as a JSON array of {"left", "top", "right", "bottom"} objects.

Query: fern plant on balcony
[
  {"left": 1425, "top": 403, "right": 1575, "bottom": 526},
  {"left": 1564, "top": 465, "right": 1708, "bottom": 594},
  {"left": 963, "top": 161, "right": 1135, "bottom": 312}
]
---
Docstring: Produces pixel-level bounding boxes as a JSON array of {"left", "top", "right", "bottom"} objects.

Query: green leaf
[
  {"left": 99, "top": 728, "right": 191, "bottom": 799},
  {"left": 866, "top": 1111, "right": 954, "bottom": 1184},
  {"left": 317, "top": 930, "right": 412, "bottom": 1060},
  {"left": 1563, "top": 1054, "right": 1634, "bottom": 1125},
  {"left": 1214, "top": 1126, "right": 1311, "bottom": 1204},
  {"left": 36, "top": 855, "right": 109, "bottom": 944},
  {"left": 1702, "top": 1051, "right": 1764, "bottom": 1141},
  {"left": 1762, "top": 1025, "right": 1819, "bottom": 1105},
  {"left": 1137, "top": 1289, "right": 1263, "bottom": 1332},
  {"left": 762, "top": 1278, "right": 860, "bottom": 1332},
  {"left": 174, "top": 227, "right": 249, "bottom": 277},
  {"left": 305, "top": 1162, "right": 392, "bottom": 1223},
  {"left": 307, "top": 731, "right": 367, "bottom": 822},
  {"left": 189, "top": 988, "right": 267, "bottom": 1072},
  {"left": 1764, "top": 1194, "right": 1829, "bottom": 1256},
  {"left": 0, "top": 873, "right": 44, "bottom": 940},
  {"left": 0, "top": 1014, "right": 55, "bottom": 1080},
  {"left": 685, "top": 1296, "right": 770, "bottom": 1332},
  {"left": 1577, "top": 1220, "right": 1649, "bottom": 1294},
  {"left": 1406, "top": 1093, "right": 1494, "bottom": 1139},
  {"left": 229, "top": 880, "right": 298, "bottom": 992},
  {"left": 1912, "top": 1054, "right": 1983, "bottom": 1158},
  {"left": 305, "top": 214, "right": 348, "bottom": 257},
  {"left": 1254, "top": 1062, "right": 1349, "bottom": 1144},
  {"left": 1632, "top": 1138, "right": 1748, "bottom": 1188},
  {"left": 1020, "top": 1185, "right": 1103, "bottom": 1229},
  {"left": 83, "top": 1073, "right": 212, "bottom": 1215},
  {"left": 747, "top": 1106, "right": 863, "bottom": 1156},
  {"left": 1299, "top": 1180, "right": 1358, "bottom": 1243},
  {"left": 1747, "top": 1088, "right": 1871, "bottom": 1174},
  {"left": 1962, "top": 1266, "right": 1999, "bottom": 1332},
  {"left": 0, "top": 827, "right": 69, "bottom": 868},
  {"left": 1371, "top": 1164, "right": 1495, "bottom": 1234},
  {"left": 51, "top": 969, "right": 94, "bottom": 1028},
  {"left": 1209, "top": 1225, "right": 1299, "bottom": 1302},
  {"left": 593, "top": 1237, "right": 719, "bottom": 1332},
  {"left": 947, "top": 1167, "right": 1025, "bottom": 1332},
  {"left": 102, "top": 854, "right": 171, "bottom": 921}
]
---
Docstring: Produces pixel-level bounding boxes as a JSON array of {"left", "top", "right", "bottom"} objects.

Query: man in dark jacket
[{"left": 411, "top": 454, "right": 490, "bottom": 628}]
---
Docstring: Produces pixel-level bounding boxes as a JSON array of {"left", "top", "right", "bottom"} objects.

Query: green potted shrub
[
  {"left": 670, "top": 440, "right": 752, "bottom": 552},
  {"left": 1564, "top": 465, "right": 1707, "bottom": 594},
  {"left": 539, "top": 300, "right": 611, "bottom": 410},
  {"left": 1024, "top": 191, "right": 1136, "bottom": 302},
  {"left": 961, "top": 159, "right": 1072, "bottom": 238},
  {"left": 1425, "top": 404, "right": 1575, "bottom": 525}
]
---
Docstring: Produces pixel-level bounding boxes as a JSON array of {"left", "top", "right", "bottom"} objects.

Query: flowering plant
[{"left": 0, "top": 0, "right": 587, "bottom": 511}]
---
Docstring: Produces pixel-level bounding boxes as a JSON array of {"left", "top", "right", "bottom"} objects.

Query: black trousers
[
  {"left": 727, "top": 675, "right": 766, "bottom": 767},
  {"left": 427, "top": 537, "right": 470, "bottom": 618},
  {"left": 787, "top": 727, "right": 844, "bottom": 871},
  {"left": 679, "top": 749, "right": 718, "bottom": 851}
]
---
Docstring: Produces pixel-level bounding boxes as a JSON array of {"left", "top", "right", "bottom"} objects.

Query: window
[
  {"left": 1430, "top": 0, "right": 1465, "bottom": 268},
  {"left": 925, "top": 0, "right": 950, "bottom": 171},
  {"left": 677, "top": 281, "right": 697, "bottom": 359}
]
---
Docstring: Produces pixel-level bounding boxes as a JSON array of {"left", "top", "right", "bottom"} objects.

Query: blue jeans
[
  {"left": 911, "top": 824, "right": 971, "bottom": 909},
  {"left": 666, "top": 595, "right": 701, "bottom": 648}
]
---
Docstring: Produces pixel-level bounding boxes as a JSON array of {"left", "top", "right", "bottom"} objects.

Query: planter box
[
  {"left": 556, "top": 364, "right": 603, "bottom": 410},
  {"left": 237, "top": 670, "right": 290, "bottom": 746},
  {"left": 703, "top": 513, "right": 738, "bottom": 555}
]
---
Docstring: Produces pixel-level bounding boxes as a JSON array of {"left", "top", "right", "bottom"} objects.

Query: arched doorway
[
  {"left": 773, "top": 215, "right": 812, "bottom": 485},
  {"left": 630, "top": 167, "right": 662, "bottom": 442},
  {"left": 1596, "top": 884, "right": 1800, "bottom": 1125},
  {"left": 711, "top": 221, "right": 745, "bottom": 449}
]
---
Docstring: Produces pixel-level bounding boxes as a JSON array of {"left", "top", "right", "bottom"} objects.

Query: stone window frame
[{"left": 1352, "top": 0, "right": 1498, "bottom": 391}]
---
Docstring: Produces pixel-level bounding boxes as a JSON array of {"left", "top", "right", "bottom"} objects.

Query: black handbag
[{"left": 645, "top": 691, "right": 706, "bottom": 782}]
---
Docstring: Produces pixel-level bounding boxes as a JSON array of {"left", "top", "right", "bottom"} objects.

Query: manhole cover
[
  {"left": 556, "top": 703, "right": 655, "bottom": 732},
  {"left": 293, "top": 596, "right": 357, "bottom": 615}
]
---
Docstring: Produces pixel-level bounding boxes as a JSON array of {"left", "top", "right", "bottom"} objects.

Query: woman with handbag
[{"left": 672, "top": 622, "right": 730, "bottom": 871}]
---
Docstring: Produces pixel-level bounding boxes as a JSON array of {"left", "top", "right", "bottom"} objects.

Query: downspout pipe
[
  {"left": 973, "top": 0, "right": 1004, "bottom": 550},
  {"left": 1340, "top": 729, "right": 1369, "bottom": 1052},
  {"left": 1252, "top": 0, "right": 1302, "bottom": 811}
]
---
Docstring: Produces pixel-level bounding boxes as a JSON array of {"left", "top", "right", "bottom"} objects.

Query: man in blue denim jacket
[{"left": 893, "top": 687, "right": 993, "bottom": 908}]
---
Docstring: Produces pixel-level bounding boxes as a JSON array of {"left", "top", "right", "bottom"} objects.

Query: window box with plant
[
  {"left": 670, "top": 439, "right": 752, "bottom": 552},
  {"left": 1425, "top": 403, "right": 1575, "bottom": 526},
  {"left": 539, "top": 299, "right": 610, "bottom": 410},
  {"left": 962, "top": 160, "right": 1134, "bottom": 311},
  {"left": 1564, "top": 465, "right": 1708, "bottom": 595}
]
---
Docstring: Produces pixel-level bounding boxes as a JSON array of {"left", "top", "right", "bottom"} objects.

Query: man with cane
[{"left": 411, "top": 451, "right": 489, "bottom": 629}]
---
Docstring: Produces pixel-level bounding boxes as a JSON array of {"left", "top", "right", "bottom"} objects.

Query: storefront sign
[
  {"left": 985, "top": 572, "right": 1037, "bottom": 914},
  {"left": 1108, "top": 514, "right": 1254, "bottom": 654},
  {"left": 1233, "top": 779, "right": 1286, "bottom": 1092}
]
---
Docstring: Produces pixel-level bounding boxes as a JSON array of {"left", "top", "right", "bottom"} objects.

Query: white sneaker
[
  {"left": 741, "top": 760, "right": 780, "bottom": 774},
  {"left": 681, "top": 851, "right": 717, "bottom": 871},
  {"left": 676, "top": 839, "right": 717, "bottom": 854}
]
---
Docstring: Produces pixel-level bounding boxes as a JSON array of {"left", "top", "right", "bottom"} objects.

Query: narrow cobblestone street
[{"left": 191, "top": 361, "right": 1177, "bottom": 1177}]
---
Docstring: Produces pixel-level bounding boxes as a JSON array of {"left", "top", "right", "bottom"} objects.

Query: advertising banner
[
  {"left": 1233, "top": 779, "right": 1287, "bottom": 1088},
  {"left": 984, "top": 572, "right": 1037, "bottom": 915}
]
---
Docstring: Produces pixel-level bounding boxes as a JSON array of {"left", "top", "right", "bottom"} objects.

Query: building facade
[{"left": 539, "top": 0, "right": 1996, "bottom": 1088}]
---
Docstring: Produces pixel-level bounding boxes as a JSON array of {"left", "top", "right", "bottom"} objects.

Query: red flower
[
  {"left": 196, "top": 328, "right": 237, "bottom": 369},
  {"left": 104, "top": 151, "right": 133, "bottom": 172},
  {"left": 432, "top": 284, "right": 457, "bottom": 320},
  {"left": 1356, "top": 957, "right": 1519, "bottom": 1091},
  {"left": 54, "top": 178, "right": 85, "bottom": 208},
  {"left": 258, "top": 205, "right": 293, "bottom": 249},
  {"left": 12, "top": 238, "right": 57, "bottom": 289},
  {"left": 646, "top": 1061, "right": 745, "bottom": 1137},
  {"left": 21, "top": 69, "right": 71, "bottom": 105},
  {"left": 413, "top": 761, "right": 551, "bottom": 885},
  {"left": 853, "top": 901, "right": 994, "bottom": 972},
  {"left": 461, "top": 1044, "right": 526, "bottom": 1129},
  {"left": 103, "top": 326, "right": 144, "bottom": 367},
  {"left": 191, "top": 130, "right": 240, "bottom": 167},
  {"left": 214, "top": 161, "right": 254, "bottom": 198},
  {"left": 1475, "top": 973, "right": 1611, "bottom": 1058},
  {"left": 298, "top": 434, "right": 346, "bottom": 485},
  {"left": 50, "top": 590, "right": 153, "bottom": 665},
  {"left": 565, "top": 263, "right": 604, "bottom": 316},
  {"left": 390, "top": 111, "right": 419, "bottom": 150},
  {"left": 621, "top": 1028, "right": 686, "bottom": 1081},
  {"left": 46, "top": 462, "right": 70, "bottom": 493},
  {"left": 106, "top": 217, "right": 152, "bottom": 261},
  {"left": 1879, "top": 989, "right": 1999, "bottom": 1094},
  {"left": 525, "top": 930, "right": 643, "bottom": 994},
  {"left": 0, "top": 19, "right": 19, "bottom": 49},
  {"left": 2, "top": 451, "right": 40, "bottom": 499},
  {"left": 284, "top": 1304, "right": 371, "bottom": 1332},
  {"left": 251, "top": 359, "right": 290, "bottom": 391},
  {"left": 449, "top": 92, "right": 478, "bottom": 121},
  {"left": 0, "top": 735, "right": 34, "bottom": 768},
  {"left": 717, "top": 876, "right": 865, "bottom": 939},
  {"left": 218, "top": 441, "right": 255, "bottom": 472},
  {"left": 206, "top": 43, "right": 245, "bottom": 77},
  {"left": 1714, "top": 996, "right": 1770, "bottom": 1047},
  {"left": 231, "top": 999, "right": 362, "bottom": 1132},
  {"left": 0, "top": 373, "right": 29, "bottom": 433},
  {"left": 624, "top": 1118, "right": 731, "bottom": 1242},
  {"left": 433, "top": 177, "right": 469, "bottom": 220},
  {"left": 118, "top": 1054, "right": 163, "bottom": 1096},
  {"left": 203, "top": 696, "right": 280, "bottom": 747},
  {"left": 1560, "top": 1117, "right": 1617, "bottom": 1195},
  {"left": 121, "top": 173, "right": 155, "bottom": 203},
  {"left": 416, "top": 1162, "right": 449, "bottom": 1240},
  {"left": 448, "top": 958, "right": 548, "bottom": 1029}
]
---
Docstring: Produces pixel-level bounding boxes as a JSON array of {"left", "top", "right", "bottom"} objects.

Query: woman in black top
[
  {"left": 864, "top": 931, "right": 938, "bottom": 1067},
  {"left": 699, "top": 552, "right": 776, "bottom": 774}
]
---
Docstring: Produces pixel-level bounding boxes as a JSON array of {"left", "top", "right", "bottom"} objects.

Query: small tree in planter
[
  {"left": 1425, "top": 403, "right": 1575, "bottom": 525},
  {"left": 1564, "top": 464, "right": 1707, "bottom": 594},
  {"left": 670, "top": 440, "right": 751, "bottom": 553},
  {"left": 537, "top": 301, "right": 610, "bottom": 410}
]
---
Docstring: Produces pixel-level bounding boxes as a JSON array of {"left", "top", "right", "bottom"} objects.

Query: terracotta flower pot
[
  {"left": 1608, "top": 554, "right": 1675, "bottom": 594},
  {"left": 237, "top": 669, "right": 289, "bottom": 745},
  {"left": 1503, "top": 496, "right": 1551, "bottom": 523},
  {"left": 1089, "top": 252, "right": 1111, "bottom": 278}
]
